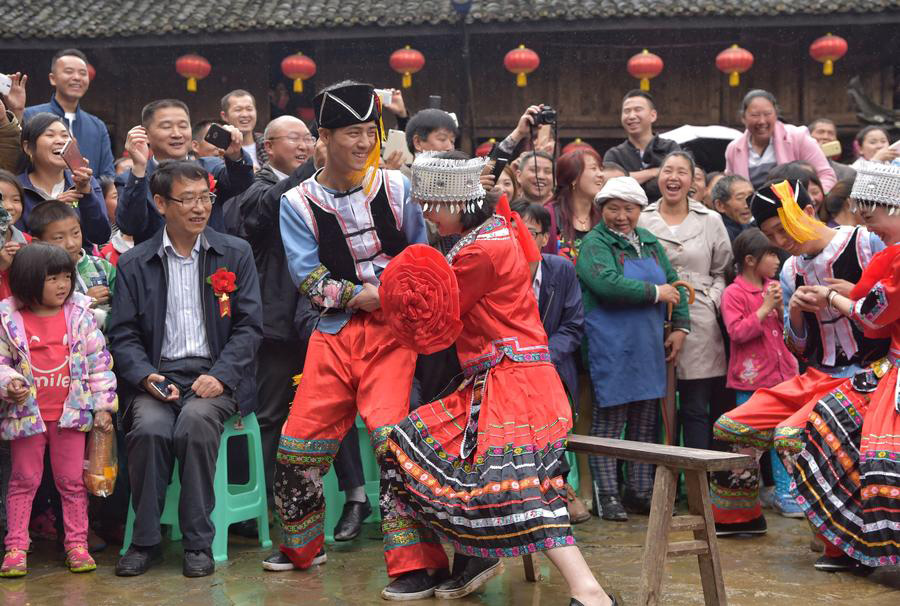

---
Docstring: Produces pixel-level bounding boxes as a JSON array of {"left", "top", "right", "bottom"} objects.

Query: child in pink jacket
[
  {"left": 0, "top": 244, "right": 117, "bottom": 577},
  {"left": 721, "top": 228, "right": 799, "bottom": 517}
]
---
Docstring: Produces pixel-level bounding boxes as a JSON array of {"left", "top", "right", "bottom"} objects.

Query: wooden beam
[{"left": 567, "top": 435, "right": 752, "bottom": 472}]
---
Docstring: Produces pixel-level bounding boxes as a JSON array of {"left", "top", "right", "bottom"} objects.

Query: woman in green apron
[{"left": 575, "top": 176, "right": 690, "bottom": 520}]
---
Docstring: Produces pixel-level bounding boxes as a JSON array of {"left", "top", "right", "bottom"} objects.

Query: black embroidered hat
[
  {"left": 750, "top": 180, "right": 812, "bottom": 227},
  {"left": 313, "top": 82, "right": 379, "bottom": 130}
]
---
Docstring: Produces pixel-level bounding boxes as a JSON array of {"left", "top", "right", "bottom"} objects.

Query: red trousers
[{"left": 274, "top": 312, "right": 448, "bottom": 575}]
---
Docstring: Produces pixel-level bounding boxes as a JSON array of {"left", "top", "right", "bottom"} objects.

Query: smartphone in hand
[
  {"left": 0, "top": 74, "right": 11, "bottom": 97},
  {"left": 150, "top": 378, "right": 176, "bottom": 400},
  {"left": 382, "top": 129, "right": 413, "bottom": 165},
  {"left": 204, "top": 123, "right": 232, "bottom": 150},
  {"left": 60, "top": 138, "right": 88, "bottom": 172}
]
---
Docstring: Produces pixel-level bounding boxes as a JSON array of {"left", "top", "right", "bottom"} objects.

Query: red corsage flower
[
  {"left": 379, "top": 244, "right": 462, "bottom": 354},
  {"left": 208, "top": 173, "right": 218, "bottom": 194},
  {"left": 207, "top": 267, "right": 237, "bottom": 317}
]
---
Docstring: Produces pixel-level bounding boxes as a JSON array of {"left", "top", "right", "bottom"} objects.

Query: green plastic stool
[
  {"left": 121, "top": 413, "right": 272, "bottom": 562},
  {"left": 323, "top": 416, "right": 381, "bottom": 542}
]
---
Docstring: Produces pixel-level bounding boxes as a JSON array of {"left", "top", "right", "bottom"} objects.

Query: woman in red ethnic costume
[
  {"left": 790, "top": 160, "right": 900, "bottom": 571},
  {"left": 380, "top": 153, "right": 616, "bottom": 605}
]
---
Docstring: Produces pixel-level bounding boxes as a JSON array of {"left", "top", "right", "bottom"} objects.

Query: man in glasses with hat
[{"left": 263, "top": 80, "right": 451, "bottom": 600}]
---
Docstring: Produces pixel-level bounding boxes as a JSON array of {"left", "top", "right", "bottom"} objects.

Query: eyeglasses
[
  {"left": 268, "top": 135, "right": 316, "bottom": 145},
  {"left": 166, "top": 193, "right": 216, "bottom": 207}
]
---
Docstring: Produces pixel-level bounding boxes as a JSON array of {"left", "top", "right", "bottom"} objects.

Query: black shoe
[
  {"left": 622, "top": 488, "right": 652, "bottom": 515},
  {"left": 381, "top": 568, "right": 448, "bottom": 601},
  {"left": 333, "top": 499, "right": 372, "bottom": 542},
  {"left": 715, "top": 515, "right": 767, "bottom": 537},
  {"left": 434, "top": 557, "right": 503, "bottom": 599},
  {"left": 262, "top": 549, "right": 327, "bottom": 571},
  {"left": 597, "top": 495, "right": 628, "bottom": 522},
  {"left": 115, "top": 544, "right": 162, "bottom": 577},
  {"left": 183, "top": 548, "right": 215, "bottom": 578},
  {"left": 229, "top": 520, "right": 259, "bottom": 538},
  {"left": 814, "top": 554, "right": 875, "bottom": 575}
]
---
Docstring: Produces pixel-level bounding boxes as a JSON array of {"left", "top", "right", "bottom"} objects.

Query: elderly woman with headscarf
[{"left": 575, "top": 176, "right": 690, "bottom": 521}]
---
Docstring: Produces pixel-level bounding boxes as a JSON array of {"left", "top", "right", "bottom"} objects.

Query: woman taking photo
[
  {"left": 544, "top": 149, "right": 605, "bottom": 261},
  {"left": 725, "top": 90, "right": 836, "bottom": 191},
  {"left": 851, "top": 126, "right": 897, "bottom": 168},
  {"left": 639, "top": 151, "right": 733, "bottom": 455},
  {"left": 17, "top": 112, "right": 110, "bottom": 246},
  {"left": 576, "top": 176, "right": 689, "bottom": 520}
]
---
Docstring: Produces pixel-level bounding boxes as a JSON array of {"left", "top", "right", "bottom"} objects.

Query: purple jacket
[
  {"left": 725, "top": 121, "right": 837, "bottom": 191},
  {"left": 0, "top": 293, "right": 117, "bottom": 440},
  {"left": 721, "top": 276, "right": 798, "bottom": 391}
]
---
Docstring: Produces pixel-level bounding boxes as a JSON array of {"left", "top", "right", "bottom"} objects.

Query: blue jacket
[
  {"left": 17, "top": 170, "right": 111, "bottom": 247},
  {"left": 24, "top": 95, "right": 115, "bottom": 178},
  {"left": 106, "top": 227, "right": 263, "bottom": 421},
  {"left": 116, "top": 153, "right": 253, "bottom": 244},
  {"left": 538, "top": 253, "right": 584, "bottom": 401}
]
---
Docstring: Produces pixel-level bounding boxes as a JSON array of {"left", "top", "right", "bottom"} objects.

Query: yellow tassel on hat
[{"left": 771, "top": 180, "right": 827, "bottom": 243}]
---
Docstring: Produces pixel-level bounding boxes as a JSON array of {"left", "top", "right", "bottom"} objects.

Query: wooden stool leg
[
  {"left": 639, "top": 466, "right": 678, "bottom": 606},
  {"left": 522, "top": 553, "right": 540, "bottom": 582},
  {"left": 685, "top": 469, "right": 727, "bottom": 606}
]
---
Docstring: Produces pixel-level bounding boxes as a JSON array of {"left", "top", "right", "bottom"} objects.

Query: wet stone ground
[{"left": 1, "top": 513, "right": 898, "bottom": 606}]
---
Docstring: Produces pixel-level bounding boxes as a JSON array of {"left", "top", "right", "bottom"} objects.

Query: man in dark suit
[
  {"left": 117, "top": 99, "right": 253, "bottom": 243},
  {"left": 512, "top": 201, "right": 589, "bottom": 523},
  {"left": 108, "top": 160, "right": 262, "bottom": 578}
]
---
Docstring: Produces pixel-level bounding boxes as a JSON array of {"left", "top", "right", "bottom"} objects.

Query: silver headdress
[
  {"left": 411, "top": 154, "right": 489, "bottom": 214},
  {"left": 851, "top": 160, "right": 900, "bottom": 215}
]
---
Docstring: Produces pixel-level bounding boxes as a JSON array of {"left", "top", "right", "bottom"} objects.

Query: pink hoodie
[
  {"left": 721, "top": 276, "right": 799, "bottom": 391},
  {"left": 725, "top": 121, "right": 837, "bottom": 191}
]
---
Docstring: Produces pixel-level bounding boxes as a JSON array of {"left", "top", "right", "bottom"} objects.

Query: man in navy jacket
[
  {"left": 23, "top": 48, "right": 115, "bottom": 178},
  {"left": 108, "top": 160, "right": 262, "bottom": 578},
  {"left": 513, "top": 202, "right": 585, "bottom": 400},
  {"left": 117, "top": 99, "right": 253, "bottom": 243}
]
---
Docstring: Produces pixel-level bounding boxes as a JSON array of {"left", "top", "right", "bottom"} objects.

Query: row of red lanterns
[
  {"left": 170, "top": 33, "right": 848, "bottom": 93},
  {"left": 630, "top": 33, "right": 847, "bottom": 91},
  {"left": 173, "top": 47, "right": 425, "bottom": 92}
]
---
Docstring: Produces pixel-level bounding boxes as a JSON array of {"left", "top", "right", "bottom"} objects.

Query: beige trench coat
[{"left": 638, "top": 200, "right": 733, "bottom": 380}]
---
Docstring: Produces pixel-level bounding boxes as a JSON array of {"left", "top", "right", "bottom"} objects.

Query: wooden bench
[{"left": 521, "top": 435, "right": 752, "bottom": 606}]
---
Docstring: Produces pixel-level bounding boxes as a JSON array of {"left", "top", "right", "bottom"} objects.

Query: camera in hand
[{"left": 533, "top": 105, "right": 557, "bottom": 126}]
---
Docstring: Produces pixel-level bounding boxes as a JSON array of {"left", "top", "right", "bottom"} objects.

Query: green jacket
[{"left": 575, "top": 223, "right": 690, "bottom": 332}]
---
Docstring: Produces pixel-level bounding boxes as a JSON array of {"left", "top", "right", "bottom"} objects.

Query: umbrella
[
  {"left": 662, "top": 280, "right": 696, "bottom": 446},
  {"left": 659, "top": 125, "right": 743, "bottom": 173}
]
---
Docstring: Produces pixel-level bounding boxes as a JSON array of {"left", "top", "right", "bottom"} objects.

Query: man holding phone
[
  {"left": 23, "top": 49, "right": 115, "bottom": 178},
  {"left": 117, "top": 99, "right": 253, "bottom": 244}
]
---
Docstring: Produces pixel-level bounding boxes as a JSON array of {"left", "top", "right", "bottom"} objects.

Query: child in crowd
[
  {"left": 27, "top": 201, "right": 115, "bottom": 328},
  {"left": 0, "top": 243, "right": 117, "bottom": 576},
  {"left": 98, "top": 173, "right": 134, "bottom": 266},
  {"left": 0, "top": 171, "right": 32, "bottom": 300},
  {"left": 719, "top": 229, "right": 800, "bottom": 519}
]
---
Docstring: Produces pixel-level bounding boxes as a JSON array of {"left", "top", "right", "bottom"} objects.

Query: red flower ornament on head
[
  {"left": 379, "top": 244, "right": 463, "bottom": 354},
  {"left": 207, "top": 267, "right": 237, "bottom": 317}
]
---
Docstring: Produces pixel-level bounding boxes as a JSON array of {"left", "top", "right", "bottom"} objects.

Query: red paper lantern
[
  {"left": 175, "top": 54, "right": 211, "bottom": 92},
  {"left": 281, "top": 53, "right": 317, "bottom": 93},
  {"left": 475, "top": 138, "right": 497, "bottom": 157},
  {"left": 390, "top": 46, "right": 425, "bottom": 89},
  {"left": 809, "top": 33, "right": 848, "bottom": 76},
  {"left": 715, "top": 44, "right": 754, "bottom": 88},
  {"left": 627, "top": 49, "right": 663, "bottom": 92},
  {"left": 86, "top": 63, "right": 96, "bottom": 83},
  {"left": 504, "top": 44, "right": 540, "bottom": 88},
  {"left": 562, "top": 138, "right": 595, "bottom": 155}
]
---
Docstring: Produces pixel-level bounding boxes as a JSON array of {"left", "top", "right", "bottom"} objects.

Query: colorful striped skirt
[
  {"left": 384, "top": 358, "right": 574, "bottom": 558},
  {"left": 794, "top": 361, "right": 900, "bottom": 568}
]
